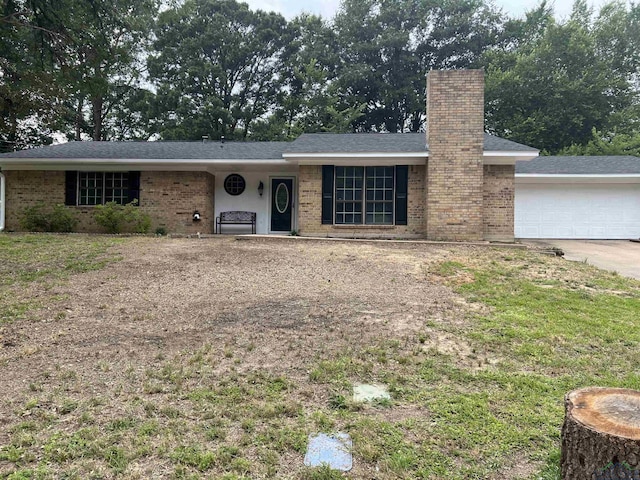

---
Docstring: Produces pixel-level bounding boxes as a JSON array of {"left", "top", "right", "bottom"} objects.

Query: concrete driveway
[{"left": 529, "top": 240, "right": 640, "bottom": 280}]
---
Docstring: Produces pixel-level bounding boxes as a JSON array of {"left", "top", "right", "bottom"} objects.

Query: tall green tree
[
  {"left": 333, "top": 0, "right": 503, "bottom": 133},
  {"left": 559, "top": 128, "right": 640, "bottom": 156},
  {"left": 57, "top": 0, "right": 159, "bottom": 141},
  {"left": 0, "top": 0, "right": 158, "bottom": 150},
  {"left": 484, "top": 1, "right": 640, "bottom": 153},
  {"left": 252, "top": 14, "right": 364, "bottom": 140},
  {"left": 148, "top": 0, "right": 290, "bottom": 141},
  {"left": 0, "top": 0, "right": 66, "bottom": 151}
]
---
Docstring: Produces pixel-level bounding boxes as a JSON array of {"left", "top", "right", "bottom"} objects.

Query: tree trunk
[
  {"left": 92, "top": 95, "right": 103, "bottom": 141},
  {"left": 561, "top": 387, "right": 640, "bottom": 479},
  {"left": 6, "top": 105, "right": 18, "bottom": 152},
  {"left": 75, "top": 96, "right": 84, "bottom": 141}
]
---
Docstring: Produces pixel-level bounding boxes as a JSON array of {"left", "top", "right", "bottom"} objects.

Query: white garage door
[{"left": 515, "top": 183, "right": 640, "bottom": 239}]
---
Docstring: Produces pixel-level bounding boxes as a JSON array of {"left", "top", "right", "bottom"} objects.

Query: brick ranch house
[{"left": 0, "top": 70, "right": 541, "bottom": 242}]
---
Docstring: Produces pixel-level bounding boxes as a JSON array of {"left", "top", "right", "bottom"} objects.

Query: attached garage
[{"left": 515, "top": 156, "right": 640, "bottom": 239}]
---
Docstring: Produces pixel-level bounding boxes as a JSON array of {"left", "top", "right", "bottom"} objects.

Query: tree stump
[{"left": 561, "top": 387, "right": 640, "bottom": 479}]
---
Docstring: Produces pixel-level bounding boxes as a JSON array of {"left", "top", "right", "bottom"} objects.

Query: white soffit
[
  {"left": 483, "top": 151, "right": 539, "bottom": 164},
  {"left": 285, "top": 151, "right": 537, "bottom": 165},
  {"left": 516, "top": 174, "right": 640, "bottom": 184},
  {"left": 284, "top": 152, "right": 426, "bottom": 166},
  {"left": 0, "top": 150, "right": 539, "bottom": 169},
  {"left": 0, "top": 158, "right": 290, "bottom": 171}
]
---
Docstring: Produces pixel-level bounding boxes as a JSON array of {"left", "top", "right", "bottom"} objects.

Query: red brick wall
[
  {"left": 3, "top": 170, "right": 215, "bottom": 234},
  {"left": 426, "top": 70, "right": 485, "bottom": 241}
]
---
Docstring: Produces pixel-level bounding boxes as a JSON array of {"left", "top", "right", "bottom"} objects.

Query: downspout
[{"left": 0, "top": 170, "right": 5, "bottom": 231}]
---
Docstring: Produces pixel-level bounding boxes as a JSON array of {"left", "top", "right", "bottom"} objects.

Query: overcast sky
[{"left": 242, "top": 0, "right": 622, "bottom": 21}]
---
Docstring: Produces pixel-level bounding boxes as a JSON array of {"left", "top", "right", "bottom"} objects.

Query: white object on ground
[
  {"left": 353, "top": 383, "right": 391, "bottom": 403},
  {"left": 304, "top": 432, "right": 353, "bottom": 471}
]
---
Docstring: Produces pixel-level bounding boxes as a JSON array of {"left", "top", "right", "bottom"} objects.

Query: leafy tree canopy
[
  {"left": 334, "top": 0, "right": 503, "bottom": 133},
  {"left": 484, "top": 0, "right": 640, "bottom": 154},
  {"left": 1, "top": 0, "right": 639, "bottom": 156},
  {"left": 148, "top": 0, "right": 290, "bottom": 140}
]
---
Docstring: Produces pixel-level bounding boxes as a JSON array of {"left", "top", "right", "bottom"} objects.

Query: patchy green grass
[
  {"left": 0, "top": 234, "right": 122, "bottom": 325},
  {"left": 1, "top": 240, "right": 640, "bottom": 478},
  {"left": 0, "top": 234, "right": 122, "bottom": 286},
  {"left": 292, "top": 250, "right": 640, "bottom": 479}
]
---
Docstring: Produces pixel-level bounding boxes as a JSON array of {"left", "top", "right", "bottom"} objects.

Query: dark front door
[{"left": 271, "top": 178, "right": 293, "bottom": 232}]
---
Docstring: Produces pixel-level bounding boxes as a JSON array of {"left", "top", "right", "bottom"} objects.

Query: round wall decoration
[{"left": 224, "top": 174, "right": 246, "bottom": 196}]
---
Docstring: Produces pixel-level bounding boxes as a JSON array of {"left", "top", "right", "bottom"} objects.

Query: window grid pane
[
  {"left": 364, "top": 166, "right": 394, "bottom": 225},
  {"left": 78, "top": 172, "right": 131, "bottom": 206},
  {"left": 79, "top": 172, "right": 103, "bottom": 206},
  {"left": 335, "top": 167, "right": 363, "bottom": 224},
  {"left": 105, "top": 172, "right": 129, "bottom": 205},
  {"left": 335, "top": 166, "right": 395, "bottom": 225}
]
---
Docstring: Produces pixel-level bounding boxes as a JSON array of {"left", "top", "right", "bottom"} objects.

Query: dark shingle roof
[
  {"left": 0, "top": 141, "right": 290, "bottom": 159},
  {"left": 285, "top": 133, "right": 427, "bottom": 153},
  {"left": 0, "top": 133, "right": 537, "bottom": 160},
  {"left": 516, "top": 156, "right": 640, "bottom": 174},
  {"left": 284, "top": 132, "right": 537, "bottom": 154},
  {"left": 483, "top": 134, "right": 539, "bottom": 152}
]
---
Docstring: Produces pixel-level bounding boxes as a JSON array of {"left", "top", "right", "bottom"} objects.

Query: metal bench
[{"left": 216, "top": 211, "right": 256, "bottom": 234}]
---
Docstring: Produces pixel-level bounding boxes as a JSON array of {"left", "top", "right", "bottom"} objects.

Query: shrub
[
  {"left": 20, "top": 204, "right": 78, "bottom": 232},
  {"left": 93, "top": 200, "right": 151, "bottom": 234}
]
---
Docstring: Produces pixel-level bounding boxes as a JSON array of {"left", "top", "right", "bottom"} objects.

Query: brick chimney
[{"left": 425, "top": 70, "right": 484, "bottom": 241}]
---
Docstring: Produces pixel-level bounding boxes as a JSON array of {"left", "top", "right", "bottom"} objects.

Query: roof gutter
[
  {"left": 0, "top": 158, "right": 291, "bottom": 172},
  {"left": 515, "top": 173, "right": 640, "bottom": 184},
  {"left": 282, "top": 152, "right": 426, "bottom": 159},
  {"left": 286, "top": 150, "right": 539, "bottom": 166},
  {"left": 0, "top": 158, "right": 288, "bottom": 166},
  {"left": 483, "top": 150, "right": 539, "bottom": 163},
  {"left": 0, "top": 170, "right": 5, "bottom": 232}
]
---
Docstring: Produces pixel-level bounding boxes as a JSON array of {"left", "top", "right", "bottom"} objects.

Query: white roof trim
[
  {"left": 484, "top": 150, "right": 538, "bottom": 157},
  {"left": 0, "top": 158, "right": 289, "bottom": 171},
  {"left": 284, "top": 150, "right": 538, "bottom": 159},
  {"left": 283, "top": 152, "right": 426, "bottom": 159},
  {"left": 516, "top": 174, "right": 640, "bottom": 178},
  {"left": 1, "top": 150, "right": 539, "bottom": 168},
  {"left": 516, "top": 173, "right": 640, "bottom": 184},
  {"left": 296, "top": 157, "right": 426, "bottom": 166},
  {"left": 0, "top": 158, "right": 287, "bottom": 164},
  {"left": 286, "top": 150, "right": 538, "bottom": 166},
  {"left": 484, "top": 151, "right": 539, "bottom": 165}
]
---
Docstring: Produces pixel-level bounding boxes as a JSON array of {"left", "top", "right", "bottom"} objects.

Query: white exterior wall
[{"left": 213, "top": 170, "right": 298, "bottom": 234}]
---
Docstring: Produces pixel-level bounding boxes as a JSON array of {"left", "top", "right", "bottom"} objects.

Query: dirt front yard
[{"left": 1, "top": 235, "right": 639, "bottom": 479}]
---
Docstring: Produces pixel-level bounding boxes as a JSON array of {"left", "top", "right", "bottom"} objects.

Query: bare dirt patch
[
  {"left": 4, "top": 236, "right": 634, "bottom": 478},
  {"left": 0, "top": 236, "right": 467, "bottom": 478}
]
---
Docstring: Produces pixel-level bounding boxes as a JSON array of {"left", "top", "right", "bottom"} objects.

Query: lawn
[{"left": 0, "top": 234, "right": 639, "bottom": 479}]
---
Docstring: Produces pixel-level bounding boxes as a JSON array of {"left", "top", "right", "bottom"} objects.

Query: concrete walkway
[
  {"left": 236, "top": 234, "right": 528, "bottom": 249},
  {"left": 529, "top": 240, "right": 640, "bottom": 280}
]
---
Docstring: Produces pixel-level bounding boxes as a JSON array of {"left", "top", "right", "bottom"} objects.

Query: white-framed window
[
  {"left": 335, "top": 166, "right": 394, "bottom": 225},
  {"left": 78, "top": 172, "right": 130, "bottom": 206}
]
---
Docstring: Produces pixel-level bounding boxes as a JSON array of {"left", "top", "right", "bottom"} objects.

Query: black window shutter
[
  {"left": 128, "top": 171, "right": 141, "bottom": 205},
  {"left": 395, "top": 165, "right": 408, "bottom": 225},
  {"left": 321, "top": 165, "right": 334, "bottom": 225},
  {"left": 65, "top": 171, "right": 77, "bottom": 206}
]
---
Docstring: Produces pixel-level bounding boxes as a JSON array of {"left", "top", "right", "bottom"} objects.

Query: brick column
[
  {"left": 483, "top": 165, "right": 515, "bottom": 242},
  {"left": 426, "top": 70, "right": 484, "bottom": 241}
]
